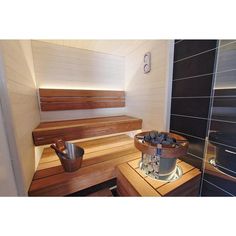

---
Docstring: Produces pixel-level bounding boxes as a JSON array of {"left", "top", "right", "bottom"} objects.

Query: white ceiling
[{"left": 38, "top": 40, "right": 146, "bottom": 56}]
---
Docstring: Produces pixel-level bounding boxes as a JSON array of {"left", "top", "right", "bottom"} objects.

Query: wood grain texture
[
  {"left": 116, "top": 163, "right": 161, "bottom": 196},
  {"left": 41, "top": 102, "right": 125, "bottom": 111},
  {"left": 28, "top": 134, "right": 140, "bottom": 196},
  {"left": 39, "top": 89, "right": 125, "bottom": 97},
  {"left": 116, "top": 158, "right": 201, "bottom": 196},
  {"left": 39, "top": 88, "right": 125, "bottom": 111},
  {"left": 116, "top": 170, "right": 140, "bottom": 196},
  {"left": 32, "top": 115, "right": 142, "bottom": 146}
]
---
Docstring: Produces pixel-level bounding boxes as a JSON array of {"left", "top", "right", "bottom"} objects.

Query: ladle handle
[
  {"left": 50, "top": 144, "right": 67, "bottom": 157},
  {"left": 53, "top": 138, "right": 66, "bottom": 151}
]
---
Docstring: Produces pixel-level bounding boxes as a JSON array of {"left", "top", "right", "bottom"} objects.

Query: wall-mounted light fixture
[{"left": 144, "top": 52, "right": 151, "bottom": 74}]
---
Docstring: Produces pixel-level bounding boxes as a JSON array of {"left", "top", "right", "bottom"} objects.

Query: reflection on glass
[{"left": 204, "top": 139, "right": 236, "bottom": 180}]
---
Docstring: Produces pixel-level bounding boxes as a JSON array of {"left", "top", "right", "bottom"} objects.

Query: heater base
[
  {"left": 140, "top": 162, "right": 183, "bottom": 182},
  {"left": 116, "top": 158, "right": 201, "bottom": 196}
]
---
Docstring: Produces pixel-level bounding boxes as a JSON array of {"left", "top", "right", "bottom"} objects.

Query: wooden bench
[
  {"left": 28, "top": 134, "right": 140, "bottom": 196},
  {"left": 32, "top": 115, "right": 142, "bottom": 146},
  {"left": 39, "top": 88, "right": 125, "bottom": 111},
  {"left": 116, "top": 159, "right": 201, "bottom": 196},
  {"left": 28, "top": 134, "right": 201, "bottom": 196}
]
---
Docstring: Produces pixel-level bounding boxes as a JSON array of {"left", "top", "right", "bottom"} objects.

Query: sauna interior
[{"left": 0, "top": 39, "right": 236, "bottom": 197}]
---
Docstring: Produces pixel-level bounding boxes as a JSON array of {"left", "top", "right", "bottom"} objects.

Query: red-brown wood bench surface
[
  {"left": 28, "top": 134, "right": 141, "bottom": 196},
  {"left": 39, "top": 88, "right": 126, "bottom": 111},
  {"left": 32, "top": 115, "right": 142, "bottom": 146},
  {"left": 28, "top": 134, "right": 201, "bottom": 197}
]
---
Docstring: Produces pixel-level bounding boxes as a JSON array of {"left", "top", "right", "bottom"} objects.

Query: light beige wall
[
  {"left": 40, "top": 40, "right": 145, "bottom": 56},
  {"left": 125, "top": 40, "right": 174, "bottom": 131},
  {"left": 31, "top": 40, "right": 126, "bottom": 121},
  {"left": 0, "top": 40, "right": 40, "bottom": 194},
  {"left": 0, "top": 106, "right": 18, "bottom": 196}
]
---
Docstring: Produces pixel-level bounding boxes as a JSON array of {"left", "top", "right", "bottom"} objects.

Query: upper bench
[
  {"left": 39, "top": 88, "right": 125, "bottom": 111},
  {"left": 32, "top": 115, "right": 142, "bottom": 146}
]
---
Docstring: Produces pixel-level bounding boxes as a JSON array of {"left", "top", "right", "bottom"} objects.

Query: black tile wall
[
  {"left": 171, "top": 40, "right": 217, "bottom": 174},
  {"left": 212, "top": 98, "right": 236, "bottom": 122},
  {"left": 170, "top": 115, "right": 208, "bottom": 139},
  {"left": 173, "top": 50, "right": 216, "bottom": 80},
  {"left": 171, "top": 39, "right": 236, "bottom": 196},
  {"left": 183, "top": 134, "right": 206, "bottom": 158},
  {"left": 201, "top": 40, "right": 236, "bottom": 196},
  {"left": 179, "top": 153, "right": 203, "bottom": 170},
  {"left": 209, "top": 120, "right": 236, "bottom": 139},
  {"left": 174, "top": 40, "right": 217, "bottom": 62},
  {"left": 175, "top": 40, "right": 183, "bottom": 44},
  {"left": 203, "top": 174, "right": 236, "bottom": 196},
  {"left": 172, "top": 75, "right": 213, "bottom": 97},
  {"left": 201, "top": 180, "right": 232, "bottom": 196},
  {"left": 171, "top": 98, "right": 210, "bottom": 118}
]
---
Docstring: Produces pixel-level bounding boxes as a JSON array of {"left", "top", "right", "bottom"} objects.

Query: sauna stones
[{"left": 143, "top": 131, "right": 177, "bottom": 146}]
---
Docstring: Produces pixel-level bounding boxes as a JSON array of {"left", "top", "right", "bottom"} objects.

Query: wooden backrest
[{"left": 39, "top": 88, "right": 125, "bottom": 111}]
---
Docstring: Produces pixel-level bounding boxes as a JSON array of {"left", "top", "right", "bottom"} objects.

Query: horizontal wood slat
[
  {"left": 39, "top": 89, "right": 125, "bottom": 97},
  {"left": 41, "top": 101, "right": 125, "bottom": 111},
  {"left": 41, "top": 97, "right": 125, "bottom": 102},
  {"left": 32, "top": 115, "right": 142, "bottom": 146},
  {"left": 116, "top": 163, "right": 161, "bottom": 196},
  {"left": 39, "top": 88, "right": 125, "bottom": 111}
]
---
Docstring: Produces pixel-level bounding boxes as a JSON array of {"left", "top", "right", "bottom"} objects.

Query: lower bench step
[{"left": 28, "top": 134, "right": 140, "bottom": 196}]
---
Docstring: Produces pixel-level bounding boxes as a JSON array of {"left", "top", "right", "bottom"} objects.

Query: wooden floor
[{"left": 28, "top": 134, "right": 140, "bottom": 196}]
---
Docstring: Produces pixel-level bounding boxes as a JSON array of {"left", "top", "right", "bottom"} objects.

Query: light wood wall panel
[
  {"left": 0, "top": 107, "right": 18, "bottom": 195},
  {"left": 0, "top": 40, "right": 40, "bottom": 193},
  {"left": 125, "top": 40, "right": 174, "bottom": 131},
  {"left": 31, "top": 40, "right": 126, "bottom": 121},
  {"left": 39, "top": 40, "right": 145, "bottom": 56}
]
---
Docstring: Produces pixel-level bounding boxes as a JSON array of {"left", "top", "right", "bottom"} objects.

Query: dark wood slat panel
[
  {"left": 32, "top": 116, "right": 142, "bottom": 146},
  {"left": 41, "top": 101, "right": 125, "bottom": 111},
  {"left": 39, "top": 88, "right": 125, "bottom": 97},
  {"left": 36, "top": 116, "right": 138, "bottom": 129},
  {"left": 39, "top": 89, "right": 125, "bottom": 111},
  {"left": 41, "top": 97, "right": 125, "bottom": 102}
]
